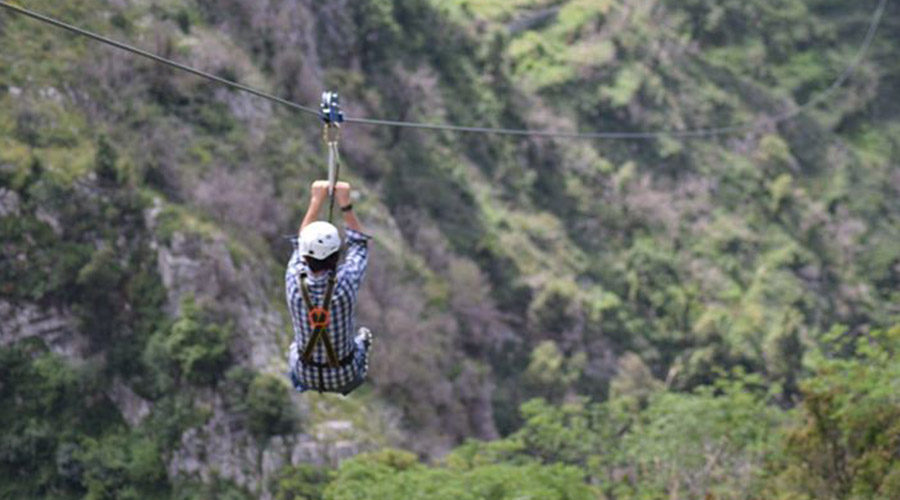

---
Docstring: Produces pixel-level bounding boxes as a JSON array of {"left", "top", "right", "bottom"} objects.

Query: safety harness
[
  {"left": 298, "top": 271, "right": 356, "bottom": 391},
  {"left": 299, "top": 271, "right": 339, "bottom": 368}
]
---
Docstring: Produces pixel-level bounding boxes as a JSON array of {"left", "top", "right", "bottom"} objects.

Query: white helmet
[{"left": 299, "top": 221, "right": 341, "bottom": 259}]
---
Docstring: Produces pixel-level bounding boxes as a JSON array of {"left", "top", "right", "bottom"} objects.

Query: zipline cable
[{"left": 0, "top": 0, "right": 888, "bottom": 140}]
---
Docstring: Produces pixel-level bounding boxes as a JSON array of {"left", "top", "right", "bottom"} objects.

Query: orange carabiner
[{"left": 307, "top": 307, "right": 331, "bottom": 329}]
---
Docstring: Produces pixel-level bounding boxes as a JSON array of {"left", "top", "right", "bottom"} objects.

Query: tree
[
  {"left": 769, "top": 326, "right": 900, "bottom": 499},
  {"left": 143, "top": 296, "right": 232, "bottom": 388},
  {"left": 95, "top": 134, "right": 121, "bottom": 186},
  {"left": 621, "top": 375, "right": 782, "bottom": 499},
  {"left": 324, "top": 448, "right": 594, "bottom": 500}
]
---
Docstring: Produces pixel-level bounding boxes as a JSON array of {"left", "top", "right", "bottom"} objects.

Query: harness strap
[
  {"left": 326, "top": 139, "right": 342, "bottom": 223},
  {"left": 299, "top": 272, "right": 340, "bottom": 369},
  {"left": 321, "top": 91, "right": 344, "bottom": 224},
  {"left": 303, "top": 351, "right": 356, "bottom": 369}
]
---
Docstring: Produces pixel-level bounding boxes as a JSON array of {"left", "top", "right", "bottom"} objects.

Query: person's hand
[
  {"left": 310, "top": 180, "right": 330, "bottom": 204},
  {"left": 334, "top": 181, "right": 351, "bottom": 207}
]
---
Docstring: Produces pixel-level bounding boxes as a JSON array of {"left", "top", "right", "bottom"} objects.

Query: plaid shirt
[{"left": 285, "top": 229, "right": 372, "bottom": 392}]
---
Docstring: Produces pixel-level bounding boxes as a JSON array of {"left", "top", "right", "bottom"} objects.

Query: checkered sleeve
[
  {"left": 338, "top": 229, "right": 372, "bottom": 295},
  {"left": 285, "top": 247, "right": 308, "bottom": 318}
]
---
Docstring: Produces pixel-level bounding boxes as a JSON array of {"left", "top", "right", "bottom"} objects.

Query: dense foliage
[
  {"left": 265, "top": 327, "right": 900, "bottom": 499},
  {"left": 1, "top": 0, "right": 899, "bottom": 498}
]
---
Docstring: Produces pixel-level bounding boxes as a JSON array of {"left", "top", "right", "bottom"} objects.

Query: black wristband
[{"left": 340, "top": 203, "right": 354, "bottom": 213}]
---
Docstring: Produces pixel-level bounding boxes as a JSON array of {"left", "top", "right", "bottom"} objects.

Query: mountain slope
[{"left": 1, "top": 0, "right": 899, "bottom": 498}]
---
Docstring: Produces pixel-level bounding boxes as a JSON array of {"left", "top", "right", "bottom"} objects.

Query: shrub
[
  {"left": 222, "top": 368, "right": 299, "bottom": 441},
  {"left": 527, "top": 279, "right": 582, "bottom": 337},
  {"left": 94, "top": 135, "right": 122, "bottom": 186},
  {"left": 144, "top": 296, "right": 232, "bottom": 387},
  {"left": 247, "top": 374, "right": 297, "bottom": 440},
  {"left": 524, "top": 340, "right": 585, "bottom": 400},
  {"left": 77, "top": 433, "right": 168, "bottom": 500},
  {"left": 0, "top": 345, "right": 134, "bottom": 498},
  {"left": 272, "top": 464, "right": 334, "bottom": 500}
]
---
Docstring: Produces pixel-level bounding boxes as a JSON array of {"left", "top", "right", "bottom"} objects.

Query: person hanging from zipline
[{"left": 285, "top": 179, "right": 373, "bottom": 395}]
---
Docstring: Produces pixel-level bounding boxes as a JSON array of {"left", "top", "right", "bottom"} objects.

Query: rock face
[
  {"left": 167, "top": 390, "right": 275, "bottom": 495},
  {"left": 0, "top": 188, "right": 20, "bottom": 217},
  {"left": 167, "top": 392, "right": 364, "bottom": 499},
  {"left": 148, "top": 201, "right": 286, "bottom": 373},
  {"left": 0, "top": 300, "right": 89, "bottom": 358},
  {"left": 107, "top": 378, "right": 153, "bottom": 427}
]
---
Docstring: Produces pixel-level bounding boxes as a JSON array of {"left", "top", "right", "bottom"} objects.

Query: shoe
[{"left": 355, "top": 327, "right": 373, "bottom": 350}]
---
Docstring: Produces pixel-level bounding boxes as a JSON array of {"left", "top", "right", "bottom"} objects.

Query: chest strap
[{"left": 299, "top": 272, "right": 340, "bottom": 368}]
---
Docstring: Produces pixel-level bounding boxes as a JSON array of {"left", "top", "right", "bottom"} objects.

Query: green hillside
[{"left": 1, "top": 0, "right": 899, "bottom": 498}]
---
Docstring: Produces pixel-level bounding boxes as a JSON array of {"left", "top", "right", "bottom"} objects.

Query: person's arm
[
  {"left": 300, "top": 180, "right": 330, "bottom": 234},
  {"left": 332, "top": 182, "right": 371, "bottom": 294},
  {"left": 334, "top": 182, "right": 363, "bottom": 233}
]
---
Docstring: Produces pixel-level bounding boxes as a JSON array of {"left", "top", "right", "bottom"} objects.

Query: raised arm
[
  {"left": 333, "top": 181, "right": 370, "bottom": 294},
  {"left": 300, "top": 180, "right": 330, "bottom": 233},
  {"left": 334, "top": 182, "right": 363, "bottom": 233}
]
